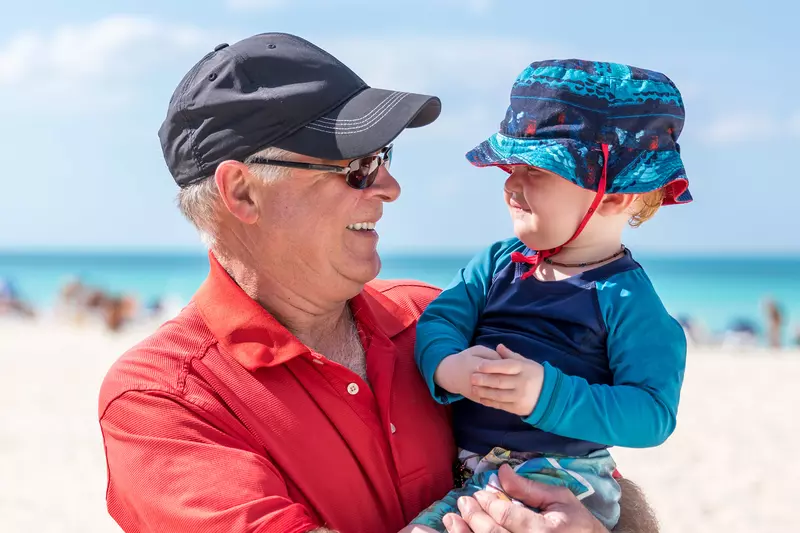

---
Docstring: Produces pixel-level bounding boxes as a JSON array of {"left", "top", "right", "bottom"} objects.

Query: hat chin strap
[{"left": 511, "top": 143, "right": 610, "bottom": 280}]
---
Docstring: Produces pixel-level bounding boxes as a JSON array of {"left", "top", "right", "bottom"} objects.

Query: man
[{"left": 98, "top": 33, "right": 658, "bottom": 533}]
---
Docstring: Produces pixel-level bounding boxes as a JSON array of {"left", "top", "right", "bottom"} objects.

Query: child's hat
[{"left": 466, "top": 59, "right": 691, "bottom": 205}]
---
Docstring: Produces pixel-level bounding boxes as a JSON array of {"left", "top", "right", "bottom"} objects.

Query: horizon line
[{"left": 2, "top": 246, "right": 800, "bottom": 259}]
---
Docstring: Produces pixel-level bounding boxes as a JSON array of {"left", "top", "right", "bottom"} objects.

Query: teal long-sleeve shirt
[{"left": 414, "top": 238, "right": 687, "bottom": 455}]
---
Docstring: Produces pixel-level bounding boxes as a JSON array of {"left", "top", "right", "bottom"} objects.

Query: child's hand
[
  {"left": 434, "top": 345, "right": 501, "bottom": 398},
  {"left": 470, "top": 344, "right": 545, "bottom": 417}
]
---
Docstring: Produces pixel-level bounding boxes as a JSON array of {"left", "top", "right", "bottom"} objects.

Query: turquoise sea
[{"left": 1, "top": 251, "right": 799, "bottom": 344}]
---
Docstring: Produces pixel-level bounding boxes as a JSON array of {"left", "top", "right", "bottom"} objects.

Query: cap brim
[{"left": 274, "top": 87, "right": 441, "bottom": 160}]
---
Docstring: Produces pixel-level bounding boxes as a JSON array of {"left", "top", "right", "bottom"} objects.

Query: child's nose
[{"left": 504, "top": 169, "right": 525, "bottom": 192}]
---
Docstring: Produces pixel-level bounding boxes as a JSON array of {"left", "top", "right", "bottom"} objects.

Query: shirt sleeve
[
  {"left": 414, "top": 238, "right": 523, "bottom": 404},
  {"left": 524, "top": 268, "right": 687, "bottom": 448},
  {"left": 100, "top": 390, "right": 320, "bottom": 533}
]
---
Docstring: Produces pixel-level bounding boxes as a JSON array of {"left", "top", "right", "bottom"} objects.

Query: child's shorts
[{"left": 410, "top": 447, "right": 621, "bottom": 532}]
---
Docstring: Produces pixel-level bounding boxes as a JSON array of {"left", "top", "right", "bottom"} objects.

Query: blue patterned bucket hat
[{"left": 466, "top": 59, "right": 691, "bottom": 205}]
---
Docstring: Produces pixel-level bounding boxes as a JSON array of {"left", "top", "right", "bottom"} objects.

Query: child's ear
[{"left": 597, "top": 193, "right": 637, "bottom": 216}]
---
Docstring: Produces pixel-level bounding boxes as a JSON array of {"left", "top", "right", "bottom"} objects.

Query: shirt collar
[{"left": 193, "top": 252, "right": 418, "bottom": 371}]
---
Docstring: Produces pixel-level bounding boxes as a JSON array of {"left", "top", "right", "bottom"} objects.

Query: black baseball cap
[{"left": 159, "top": 33, "right": 442, "bottom": 187}]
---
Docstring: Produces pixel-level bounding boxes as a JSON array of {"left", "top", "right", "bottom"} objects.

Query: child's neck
[{"left": 534, "top": 239, "right": 624, "bottom": 282}]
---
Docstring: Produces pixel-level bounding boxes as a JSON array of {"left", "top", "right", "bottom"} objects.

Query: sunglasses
[{"left": 247, "top": 145, "right": 393, "bottom": 190}]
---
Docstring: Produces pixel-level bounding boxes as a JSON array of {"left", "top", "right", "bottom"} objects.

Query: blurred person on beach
[
  {"left": 0, "top": 276, "right": 35, "bottom": 317},
  {"left": 409, "top": 61, "right": 689, "bottom": 533},
  {"left": 98, "top": 34, "right": 659, "bottom": 533},
  {"left": 763, "top": 298, "right": 784, "bottom": 348},
  {"left": 56, "top": 277, "right": 92, "bottom": 323},
  {"left": 676, "top": 315, "right": 711, "bottom": 347},
  {"left": 57, "top": 277, "right": 137, "bottom": 332},
  {"left": 721, "top": 319, "right": 759, "bottom": 348}
]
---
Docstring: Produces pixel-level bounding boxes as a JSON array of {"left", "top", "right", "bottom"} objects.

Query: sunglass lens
[
  {"left": 344, "top": 147, "right": 393, "bottom": 189},
  {"left": 384, "top": 146, "right": 392, "bottom": 170},
  {"left": 345, "top": 157, "right": 380, "bottom": 189}
]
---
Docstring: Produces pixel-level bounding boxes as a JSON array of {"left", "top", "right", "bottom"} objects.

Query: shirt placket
[
  {"left": 364, "top": 332, "right": 401, "bottom": 485},
  {"left": 305, "top": 351, "right": 386, "bottom": 445}
]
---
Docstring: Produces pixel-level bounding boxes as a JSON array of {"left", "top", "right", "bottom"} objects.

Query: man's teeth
[{"left": 347, "top": 222, "right": 376, "bottom": 231}]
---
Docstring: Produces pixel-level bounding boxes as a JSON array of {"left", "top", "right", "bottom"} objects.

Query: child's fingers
[
  {"left": 496, "top": 344, "right": 527, "bottom": 361},
  {"left": 470, "top": 372, "right": 516, "bottom": 389},
  {"left": 473, "top": 385, "right": 518, "bottom": 402},
  {"left": 475, "top": 396, "right": 520, "bottom": 414},
  {"left": 469, "top": 346, "right": 502, "bottom": 360},
  {"left": 475, "top": 358, "right": 522, "bottom": 375}
]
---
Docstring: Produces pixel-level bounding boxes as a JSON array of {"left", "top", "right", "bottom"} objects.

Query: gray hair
[{"left": 176, "top": 146, "right": 293, "bottom": 247}]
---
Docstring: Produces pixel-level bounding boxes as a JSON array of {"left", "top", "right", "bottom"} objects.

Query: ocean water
[{"left": 1, "top": 251, "right": 799, "bottom": 344}]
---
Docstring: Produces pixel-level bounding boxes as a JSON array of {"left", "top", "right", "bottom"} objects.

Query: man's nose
[{"left": 368, "top": 166, "right": 401, "bottom": 203}]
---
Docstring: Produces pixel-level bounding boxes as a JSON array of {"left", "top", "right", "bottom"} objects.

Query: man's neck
[{"left": 214, "top": 251, "right": 353, "bottom": 349}]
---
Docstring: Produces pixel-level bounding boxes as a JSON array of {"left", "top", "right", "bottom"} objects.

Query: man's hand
[
  {"left": 442, "top": 464, "right": 607, "bottom": 533},
  {"left": 434, "top": 346, "right": 501, "bottom": 398},
  {"left": 470, "top": 344, "right": 545, "bottom": 416}
]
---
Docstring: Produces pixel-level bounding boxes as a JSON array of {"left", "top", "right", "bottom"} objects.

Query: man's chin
[
  {"left": 343, "top": 253, "right": 382, "bottom": 287},
  {"left": 362, "top": 256, "right": 382, "bottom": 284}
]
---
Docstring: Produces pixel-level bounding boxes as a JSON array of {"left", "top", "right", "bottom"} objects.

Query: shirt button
[
  {"left": 312, "top": 358, "right": 324, "bottom": 365},
  {"left": 390, "top": 423, "right": 396, "bottom": 434},
  {"left": 347, "top": 383, "right": 359, "bottom": 395}
]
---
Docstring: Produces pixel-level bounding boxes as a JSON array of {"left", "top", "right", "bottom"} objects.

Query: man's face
[{"left": 250, "top": 151, "right": 401, "bottom": 300}]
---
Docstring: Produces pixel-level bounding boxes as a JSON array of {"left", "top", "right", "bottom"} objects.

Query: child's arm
[
  {"left": 414, "top": 238, "right": 522, "bottom": 404},
  {"left": 528, "top": 269, "right": 686, "bottom": 447},
  {"left": 473, "top": 269, "right": 686, "bottom": 448}
]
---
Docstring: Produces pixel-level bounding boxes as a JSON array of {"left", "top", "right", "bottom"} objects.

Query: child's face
[{"left": 503, "top": 165, "right": 596, "bottom": 250}]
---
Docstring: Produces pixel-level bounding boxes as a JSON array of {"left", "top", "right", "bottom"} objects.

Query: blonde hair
[{"left": 629, "top": 188, "right": 665, "bottom": 228}]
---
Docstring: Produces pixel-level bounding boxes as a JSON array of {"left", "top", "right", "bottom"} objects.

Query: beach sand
[{"left": 1, "top": 319, "right": 797, "bottom": 533}]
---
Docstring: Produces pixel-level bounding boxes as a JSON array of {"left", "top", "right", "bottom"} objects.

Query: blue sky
[{"left": 2, "top": 0, "right": 798, "bottom": 254}]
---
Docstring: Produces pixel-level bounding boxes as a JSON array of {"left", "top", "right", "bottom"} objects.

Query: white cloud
[
  {"left": 317, "top": 36, "right": 566, "bottom": 148},
  {"left": 704, "top": 111, "right": 800, "bottom": 144},
  {"left": 322, "top": 36, "right": 565, "bottom": 96},
  {"left": 705, "top": 112, "right": 778, "bottom": 144},
  {"left": 226, "top": 0, "right": 286, "bottom": 11},
  {"left": 0, "top": 15, "right": 209, "bottom": 113},
  {"left": 227, "top": 0, "right": 490, "bottom": 14}
]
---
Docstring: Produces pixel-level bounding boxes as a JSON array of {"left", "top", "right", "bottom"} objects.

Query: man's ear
[
  {"left": 214, "top": 161, "right": 260, "bottom": 224},
  {"left": 597, "top": 193, "right": 637, "bottom": 216}
]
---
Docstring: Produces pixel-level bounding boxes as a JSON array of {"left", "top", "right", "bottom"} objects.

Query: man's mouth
[{"left": 346, "top": 222, "right": 376, "bottom": 231}]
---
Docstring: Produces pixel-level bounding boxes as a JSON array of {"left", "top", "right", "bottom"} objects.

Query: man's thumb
[{"left": 498, "top": 464, "right": 571, "bottom": 509}]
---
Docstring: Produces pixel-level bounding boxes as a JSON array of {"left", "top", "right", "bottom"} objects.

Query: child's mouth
[{"left": 508, "top": 198, "right": 531, "bottom": 212}]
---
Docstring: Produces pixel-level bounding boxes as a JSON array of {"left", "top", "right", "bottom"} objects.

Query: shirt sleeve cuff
[{"left": 522, "top": 362, "right": 562, "bottom": 427}]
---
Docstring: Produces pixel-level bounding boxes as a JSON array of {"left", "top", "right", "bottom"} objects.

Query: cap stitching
[
  {"left": 312, "top": 92, "right": 404, "bottom": 125},
  {"left": 304, "top": 93, "right": 410, "bottom": 134},
  {"left": 311, "top": 92, "right": 407, "bottom": 128},
  {"left": 242, "top": 85, "right": 369, "bottom": 160}
]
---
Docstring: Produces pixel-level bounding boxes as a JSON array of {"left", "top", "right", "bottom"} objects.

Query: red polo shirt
[{"left": 98, "top": 255, "right": 456, "bottom": 533}]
